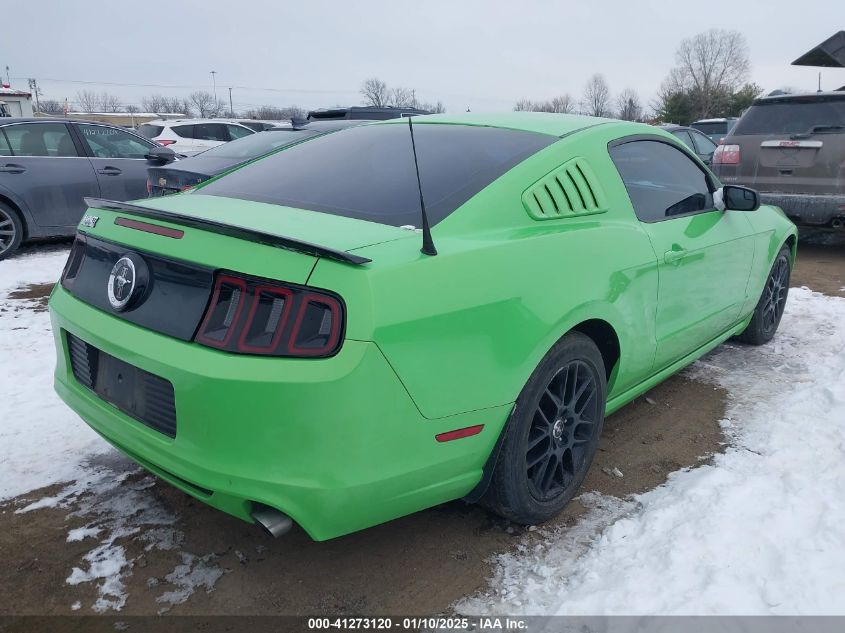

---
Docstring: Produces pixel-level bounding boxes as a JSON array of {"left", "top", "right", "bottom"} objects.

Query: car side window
[
  {"left": 609, "top": 139, "right": 714, "bottom": 223},
  {"left": 78, "top": 124, "right": 152, "bottom": 159},
  {"left": 192, "top": 123, "right": 229, "bottom": 141},
  {"left": 172, "top": 125, "right": 195, "bottom": 139},
  {"left": 0, "top": 129, "right": 12, "bottom": 156},
  {"left": 3, "top": 123, "right": 79, "bottom": 157},
  {"left": 690, "top": 130, "right": 717, "bottom": 155},
  {"left": 671, "top": 130, "right": 694, "bottom": 152},
  {"left": 226, "top": 124, "right": 252, "bottom": 139}
]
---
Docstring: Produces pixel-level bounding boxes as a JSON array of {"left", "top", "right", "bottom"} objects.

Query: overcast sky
[{"left": 4, "top": 0, "right": 844, "bottom": 114}]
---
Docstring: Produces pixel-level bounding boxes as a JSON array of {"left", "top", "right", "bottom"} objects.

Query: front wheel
[
  {"left": 482, "top": 332, "right": 606, "bottom": 525},
  {"left": 736, "top": 245, "right": 791, "bottom": 346}
]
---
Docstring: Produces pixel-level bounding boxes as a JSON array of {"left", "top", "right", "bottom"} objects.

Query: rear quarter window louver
[{"left": 522, "top": 157, "right": 608, "bottom": 220}]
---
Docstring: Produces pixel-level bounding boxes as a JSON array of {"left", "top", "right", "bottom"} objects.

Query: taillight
[
  {"left": 146, "top": 179, "right": 152, "bottom": 195},
  {"left": 156, "top": 139, "right": 176, "bottom": 147},
  {"left": 713, "top": 144, "right": 740, "bottom": 165},
  {"left": 195, "top": 273, "right": 344, "bottom": 358}
]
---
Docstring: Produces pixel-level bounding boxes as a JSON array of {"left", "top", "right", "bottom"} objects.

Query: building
[{"left": 0, "top": 86, "right": 34, "bottom": 117}]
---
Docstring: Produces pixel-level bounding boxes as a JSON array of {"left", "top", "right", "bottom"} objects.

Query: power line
[{"left": 12, "top": 75, "right": 358, "bottom": 95}]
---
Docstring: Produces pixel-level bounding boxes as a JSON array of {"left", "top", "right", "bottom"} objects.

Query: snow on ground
[
  {"left": 1, "top": 246, "right": 226, "bottom": 612},
  {"left": 460, "top": 286, "right": 845, "bottom": 615},
  {"left": 0, "top": 245, "right": 111, "bottom": 500}
]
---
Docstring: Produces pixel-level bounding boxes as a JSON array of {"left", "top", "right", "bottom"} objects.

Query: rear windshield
[
  {"left": 199, "top": 123, "right": 555, "bottom": 227},
  {"left": 196, "top": 129, "right": 318, "bottom": 160},
  {"left": 136, "top": 124, "right": 163, "bottom": 138},
  {"left": 691, "top": 122, "right": 728, "bottom": 135},
  {"left": 732, "top": 98, "right": 845, "bottom": 136}
]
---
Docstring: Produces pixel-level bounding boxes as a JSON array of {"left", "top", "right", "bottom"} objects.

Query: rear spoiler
[{"left": 84, "top": 198, "right": 371, "bottom": 266}]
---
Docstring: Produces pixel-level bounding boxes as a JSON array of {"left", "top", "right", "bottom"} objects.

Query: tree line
[
  {"left": 513, "top": 29, "right": 762, "bottom": 124},
  {"left": 36, "top": 90, "right": 307, "bottom": 120},
  {"left": 35, "top": 29, "right": 768, "bottom": 124}
]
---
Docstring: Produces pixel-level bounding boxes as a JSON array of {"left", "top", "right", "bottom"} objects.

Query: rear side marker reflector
[
  {"left": 115, "top": 216, "right": 184, "bottom": 239},
  {"left": 436, "top": 425, "right": 484, "bottom": 442}
]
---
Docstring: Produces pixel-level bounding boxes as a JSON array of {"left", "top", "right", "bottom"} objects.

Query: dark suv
[
  {"left": 306, "top": 105, "right": 430, "bottom": 121},
  {"left": 712, "top": 92, "right": 845, "bottom": 228}
]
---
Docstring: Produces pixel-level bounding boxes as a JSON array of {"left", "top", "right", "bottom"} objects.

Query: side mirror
[
  {"left": 145, "top": 146, "right": 177, "bottom": 164},
  {"left": 717, "top": 185, "right": 760, "bottom": 212}
]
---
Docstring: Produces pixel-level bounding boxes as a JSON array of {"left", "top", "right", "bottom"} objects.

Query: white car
[
  {"left": 136, "top": 119, "right": 255, "bottom": 155},
  {"left": 236, "top": 119, "right": 293, "bottom": 132}
]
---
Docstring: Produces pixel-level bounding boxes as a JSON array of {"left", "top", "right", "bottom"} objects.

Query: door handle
[
  {"left": 97, "top": 167, "right": 122, "bottom": 175},
  {"left": 664, "top": 248, "right": 688, "bottom": 264},
  {"left": 0, "top": 164, "right": 26, "bottom": 174}
]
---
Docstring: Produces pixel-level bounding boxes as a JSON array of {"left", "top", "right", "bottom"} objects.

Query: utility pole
[
  {"left": 4, "top": 66, "right": 9, "bottom": 86},
  {"left": 28, "top": 78, "right": 40, "bottom": 114},
  {"left": 210, "top": 71, "right": 217, "bottom": 117},
  {"left": 228, "top": 87, "right": 233, "bottom": 117}
]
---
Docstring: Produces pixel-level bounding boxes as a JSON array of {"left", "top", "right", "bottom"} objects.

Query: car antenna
[{"left": 407, "top": 116, "right": 437, "bottom": 256}]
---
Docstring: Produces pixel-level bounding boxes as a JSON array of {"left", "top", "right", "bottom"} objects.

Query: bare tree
[
  {"left": 418, "top": 100, "right": 445, "bottom": 113},
  {"left": 550, "top": 94, "right": 575, "bottom": 114},
  {"left": 245, "top": 105, "right": 307, "bottom": 120},
  {"left": 390, "top": 86, "right": 415, "bottom": 107},
  {"left": 141, "top": 94, "right": 165, "bottom": 112},
  {"left": 581, "top": 74, "right": 612, "bottom": 117},
  {"left": 98, "top": 92, "right": 123, "bottom": 113},
  {"left": 514, "top": 94, "right": 574, "bottom": 113},
  {"left": 178, "top": 99, "right": 193, "bottom": 117},
  {"left": 188, "top": 91, "right": 218, "bottom": 118},
  {"left": 360, "top": 78, "right": 389, "bottom": 107},
  {"left": 615, "top": 88, "right": 643, "bottom": 121},
  {"left": 74, "top": 90, "right": 99, "bottom": 113},
  {"left": 38, "top": 99, "right": 63, "bottom": 115},
  {"left": 672, "top": 29, "right": 750, "bottom": 119}
]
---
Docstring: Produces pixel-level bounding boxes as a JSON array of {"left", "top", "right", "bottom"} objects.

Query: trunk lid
[{"left": 87, "top": 193, "right": 413, "bottom": 270}]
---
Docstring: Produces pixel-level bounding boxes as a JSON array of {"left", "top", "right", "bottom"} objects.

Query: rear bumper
[
  {"left": 758, "top": 192, "right": 845, "bottom": 226},
  {"left": 49, "top": 285, "right": 506, "bottom": 540}
]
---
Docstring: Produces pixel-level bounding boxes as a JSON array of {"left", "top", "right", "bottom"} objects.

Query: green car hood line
[{"left": 50, "top": 113, "right": 797, "bottom": 540}]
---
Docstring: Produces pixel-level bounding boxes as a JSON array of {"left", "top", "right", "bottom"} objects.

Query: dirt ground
[{"left": 0, "top": 230, "right": 841, "bottom": 617}]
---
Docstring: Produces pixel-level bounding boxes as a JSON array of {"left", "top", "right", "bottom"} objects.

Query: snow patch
[
  {"left": 67, "top": 526, "right": 102, "bottom": 542},
  {"left": 462, "top": 288, "right": 845, "bottom": 615},
  {"left": 0, "top": 245, "right": 111, "bottom": 501},
  {"left": 154, "top": 553, "right": 226, "bottom": 613}
]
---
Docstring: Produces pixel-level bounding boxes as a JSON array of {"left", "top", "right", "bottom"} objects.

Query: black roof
[
  {"left": 306, "top": 105, "right": 430, "bottom": 121},
  {"left": 792, "top": 31, "right": 845, "bottom": 68}
]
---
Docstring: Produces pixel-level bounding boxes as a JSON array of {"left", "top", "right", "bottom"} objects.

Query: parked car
[
  {"left": 136, "top": 119, "right": 255, "bottom": 155},
  {"left": 236, "top": 120, "right": 292, "bottom": 132},
  {"left": 712, "top": 91, "right": 845, "bottom": 228},
  {"left": 147, "top": 120, "right": 364, "bottom": 196},
  {"left": 0, "top": 117, "right": 175, "bottom": 260},
  {"left": 660, "top": 124, "right": 718, "bottom": 165},
  {"left": 691, "top": 117, "right": 739, "bottom": 142},
  {"left": 307, "top": 105, "right": 430, "bottom": 121},
  {"left": 51, "top": 113, "right": 795, "bottom": 540}
]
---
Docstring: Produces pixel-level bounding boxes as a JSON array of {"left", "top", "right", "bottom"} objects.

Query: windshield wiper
[{"left": 789, "top": 124, "right": 844, "bottom": 139}]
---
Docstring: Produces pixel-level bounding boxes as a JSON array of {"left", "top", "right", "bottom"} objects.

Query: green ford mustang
[{"left": 49, "top": 113, "right": 796, "bottom": 540}]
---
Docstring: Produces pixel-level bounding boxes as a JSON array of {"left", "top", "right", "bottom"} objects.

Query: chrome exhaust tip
[{"left": 251, "top": 504, "right": 293, "bottom": 538}]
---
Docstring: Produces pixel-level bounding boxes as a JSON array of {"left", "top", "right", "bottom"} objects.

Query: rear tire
[
  {"left": 0, "top": 202, "right": 23, "bottom": 261},
  {"left": 482, "top": 332, "right": 606, "bottom": 525},
  {"left": 736, "top": 245, "right": 791, "bottom": 346}
]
